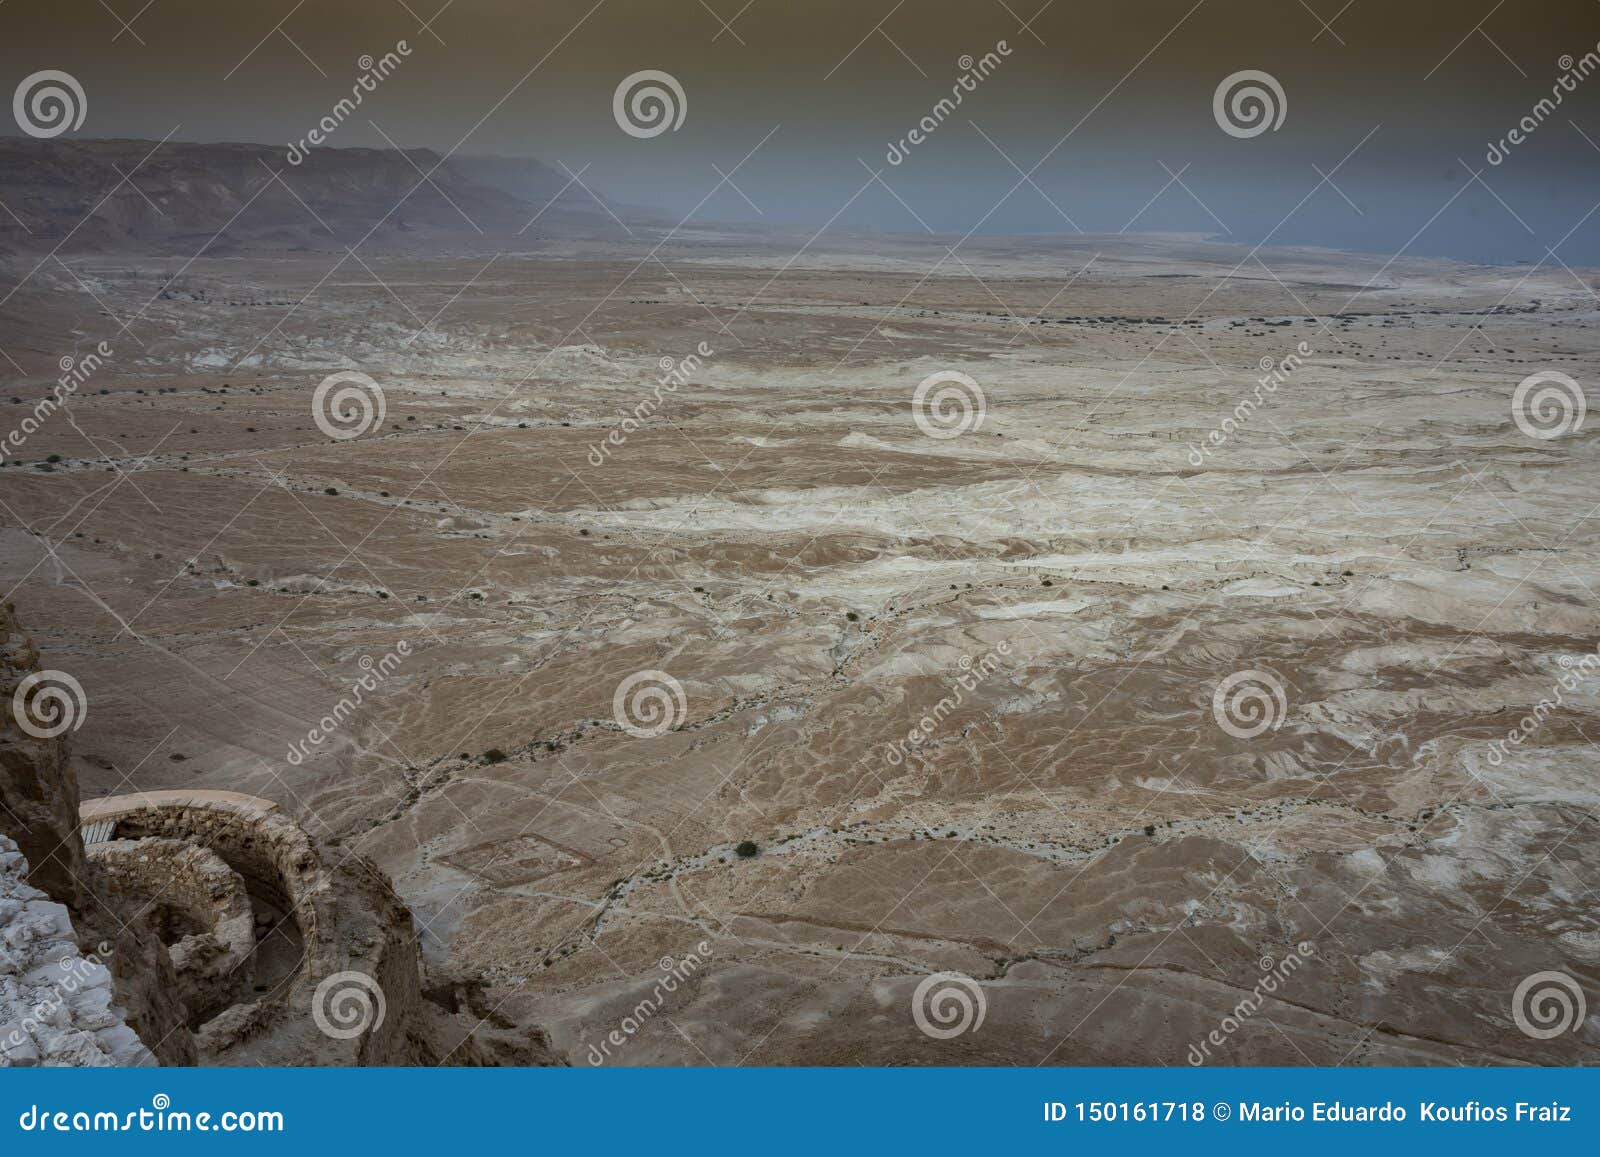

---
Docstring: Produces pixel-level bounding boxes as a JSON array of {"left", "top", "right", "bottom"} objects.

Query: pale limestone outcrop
[
  {"left": 0, "top": 602, "right": 195, "bottom": 1066},
  {"left": 0, "top": 834, "right": 153, "bottom": 1067}
]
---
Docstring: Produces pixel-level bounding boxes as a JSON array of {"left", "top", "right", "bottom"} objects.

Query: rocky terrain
[
  {"left": 0, "top": 142, "right": 1597, "bottom": 1064},
  {"left": 0, "top": 833, "right": 152, "bottom": 1067},
  {"left": 2, "top": 601, "right": 548, "bottom": 1065}
]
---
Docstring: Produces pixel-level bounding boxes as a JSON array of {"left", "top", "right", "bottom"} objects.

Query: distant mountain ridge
[{"left": 0, "top": 138, "right": 629, "bottom": 255}]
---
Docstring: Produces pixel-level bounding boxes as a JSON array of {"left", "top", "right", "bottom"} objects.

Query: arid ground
[{"left": 2, "top": 225, "right": 1598, "bottom": 1065}]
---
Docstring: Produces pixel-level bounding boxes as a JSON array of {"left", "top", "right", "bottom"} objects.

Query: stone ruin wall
[
  {"left": 89, "top": 836, "right": 256, "bottom": 1028},
  {"left": 1, "top": 602, "right": 561, "bottom": 1067},
  {"left": 0, "top": 601, "right": 194, "bottom": 1066},
  {"left": 85, "top": 792, "right": 425, "bottom": 1065}
]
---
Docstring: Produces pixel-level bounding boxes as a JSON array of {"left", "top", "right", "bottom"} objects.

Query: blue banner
[{"left": 3, "top": 1067, "right": 1594, "bottom": 1153}]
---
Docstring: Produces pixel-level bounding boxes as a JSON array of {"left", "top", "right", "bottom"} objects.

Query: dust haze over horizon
[{"left": 3, "top": 0, "right": 1600, "bottom": 263}]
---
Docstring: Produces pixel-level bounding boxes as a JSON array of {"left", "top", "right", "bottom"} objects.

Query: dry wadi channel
[{"left": 1, "top": 232, "right": 1598, "bottom": 1064}]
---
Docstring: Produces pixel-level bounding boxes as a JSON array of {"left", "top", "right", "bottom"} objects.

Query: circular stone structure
[
  {"left": 77, "top": 791, "right": 425, "bottom": 1064},
  {"left": 74, "top": 789, "right": 559, "bottom": 1066},
  {"left": 88, "top": 837, "right": 256, "bottom": 1028}
]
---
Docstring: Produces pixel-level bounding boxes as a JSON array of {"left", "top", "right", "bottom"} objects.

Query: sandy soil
[{"left": 2, "top": 231, "right": 1597, "bottom": 1065}]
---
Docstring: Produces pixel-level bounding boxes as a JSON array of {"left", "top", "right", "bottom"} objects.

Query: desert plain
[{"left": 2, "top": 205, "right": 1598, "bottom": 1065}]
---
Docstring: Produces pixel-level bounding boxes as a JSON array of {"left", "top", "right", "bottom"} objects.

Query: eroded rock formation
[
  {"left": 1, "top": 602, "right": 194, "bottom": 1065},
  {"left": 3, "top": 596, "right": 560, "bottom": 1065},
  {"left": 0, "top": 833, "right": 153, "bottom": 1066}
]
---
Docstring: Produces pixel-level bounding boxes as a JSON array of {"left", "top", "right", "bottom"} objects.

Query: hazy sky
[{"left": 5, "top": 0, "right": 1600, "bottom": 262}]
